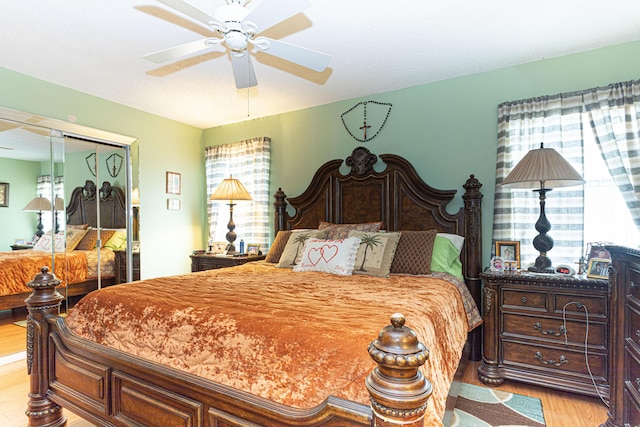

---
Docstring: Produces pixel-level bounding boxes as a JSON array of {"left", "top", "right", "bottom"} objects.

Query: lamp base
[{"left": 527, "top": 254, "right": 554, "bottom": 274}]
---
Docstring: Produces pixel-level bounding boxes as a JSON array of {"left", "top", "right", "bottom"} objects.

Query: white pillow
[
  {"left": 293, "top": 237, "right": 361, "bottom": 276},
  {"left": 276, "top": 229, "right": 328, "bottom": 268},
  {"left": 438, "top": 233, "right": 464, "bottom": 253}
]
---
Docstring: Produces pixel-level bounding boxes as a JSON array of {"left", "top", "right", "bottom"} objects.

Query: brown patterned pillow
[
  {"left": 75, "top": 229, "right": 118, "bottom": 250},
  {"left": 318, "top": 221, "right": 383, "bottom": 240},
  {"left": 390, "top": 230, "right": 438, "bottom": 275},
  {"left": 265, "top": 230, "right": 292, "bottom": 263},
  {"left": 67, "top": 223, "right": 90, "bottom": 230}
]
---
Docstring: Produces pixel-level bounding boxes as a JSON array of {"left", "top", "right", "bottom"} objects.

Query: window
[{"left": 493, "top": 80, "right": 640, "bottom": 267}]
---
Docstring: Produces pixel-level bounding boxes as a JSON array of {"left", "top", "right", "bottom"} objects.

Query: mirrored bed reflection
[{"left": 0, "top": 107, "right": 139, "bottom": 311}]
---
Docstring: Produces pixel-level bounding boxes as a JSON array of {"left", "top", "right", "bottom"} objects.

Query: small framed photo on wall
[
  {"left": 166, "top": 198, "right": 181, "bottom": 210},
  {"left": 166, "top": 171, "right": 181, "bottom": 195},
  {"left": 495, "top": 241, "right": 520, "bottom": 269},
  {"left": 0, "top": 182, "right": 9, "bottom": 207}
]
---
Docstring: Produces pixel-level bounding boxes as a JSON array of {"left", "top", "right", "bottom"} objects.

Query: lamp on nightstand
[
  {"left": 23, "top": 196, "right": 52, "bottom": 238},
  {"left": 209, "top": 175, "right": 252, "bottom": 253},
  {"left": 502, "top": 143, "right": 584, "bottom": 273}
]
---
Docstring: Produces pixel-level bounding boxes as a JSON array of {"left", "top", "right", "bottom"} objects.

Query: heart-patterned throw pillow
[{"left": 293, "top": 237, "right": 361, "bottom": 276}]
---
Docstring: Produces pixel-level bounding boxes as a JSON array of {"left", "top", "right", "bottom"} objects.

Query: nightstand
[
  {"left": 190, "top": 253, "right": 266, "bottom": 272},
  {"left": 478, "top": 270, "right": 610, "bottom": 398},
  {"left": 11, "top": 244, "right": 33, "bottom": 250},
  {"left": 113, "top": 250, "right": 140, "bottom": 284}
]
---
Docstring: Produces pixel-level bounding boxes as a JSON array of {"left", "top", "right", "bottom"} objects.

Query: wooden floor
[{"left": 0, "top": 307, "right": 609, "bottom": 427}]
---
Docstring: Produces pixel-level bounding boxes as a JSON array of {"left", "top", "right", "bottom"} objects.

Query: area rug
[
  {"left": 451, "top": 383, "right": 546, "bottom": 427},
  {"left": 13, "top": 319, "right": 27, "bottom": 327}
]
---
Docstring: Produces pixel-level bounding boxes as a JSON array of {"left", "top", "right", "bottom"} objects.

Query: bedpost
[
  {"left": 366, "top": 313, "right": 431, "bottom": 427},
  {"left": 274, "top": 187, "right": 288, "bottom": 233},
  {"left": 25, "top": 267, "right": 66, "bottom": 427},
  {"left": 462, "top": 174, "right": 483, "bottom": 361}
]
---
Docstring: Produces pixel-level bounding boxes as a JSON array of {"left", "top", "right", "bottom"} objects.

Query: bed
[
  {"left": 25, "top": 147, "right": 484, "bottom": 427},
  {"left": 0, "top": 180, "right": 125, "bottom": 311}
]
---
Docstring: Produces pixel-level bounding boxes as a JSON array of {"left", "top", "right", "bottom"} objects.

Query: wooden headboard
[
  {"left": 66, "top": 180, "right": 126, "bottom": 228},
  {"left": 274, "top": 146, "right": 484, "bottom": 359}
]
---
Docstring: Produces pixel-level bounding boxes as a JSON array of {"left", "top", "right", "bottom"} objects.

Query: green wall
[
  {"left": 0, "top": 158, "right": 42, "bottom": 247},
  {"left": 203, "top": 40, "right": 640, "bottom": 267}
]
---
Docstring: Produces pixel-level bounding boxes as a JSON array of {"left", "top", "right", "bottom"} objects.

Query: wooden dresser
[
  {"left": 190, "top": 253, "right": 266, "bottom": 272},
  {"left": 605, "top": 245, "right": 640, "bottom": 427},
  {"left": 479, "top": 271, "right": 610, "bottom": 399}
]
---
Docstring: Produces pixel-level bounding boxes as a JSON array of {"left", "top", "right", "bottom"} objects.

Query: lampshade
[
  {"left": 23, "top": 196, "right": 52, "bottom": 212},
  {"left": 131, "top": 187, "right": 140, "bottom": 206},
  {"left": 54, "top": 197, "right": 65, "bottom": 211},
  {"left": 209, "top": 175, "right": 252, "bottom": 202},
  {"left": 502, "top": 143, "right": 584, "bottom": 189}
]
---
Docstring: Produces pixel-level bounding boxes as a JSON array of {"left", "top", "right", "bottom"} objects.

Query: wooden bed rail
[{"left": 25, "top": 267, "right": 433, "bottom": 427}]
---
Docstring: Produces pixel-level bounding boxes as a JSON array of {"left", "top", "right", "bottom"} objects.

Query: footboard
[{"left": 26, "top": 267, "right": 434, "bottom": 427}]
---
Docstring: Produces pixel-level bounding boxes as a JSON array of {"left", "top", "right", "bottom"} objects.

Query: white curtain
[
  {"left": 205, "top": 137, "right": 271, "bottom": 251},
  {"left": 584, "top": 80, "right": 640, "bottom": 230}
]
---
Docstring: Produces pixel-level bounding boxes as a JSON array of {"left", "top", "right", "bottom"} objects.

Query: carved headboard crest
[{"left": 345, "top": 147, "right": 378, "bottom": 177}]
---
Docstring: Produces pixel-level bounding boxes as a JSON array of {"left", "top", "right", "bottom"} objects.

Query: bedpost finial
[
  {"left": 27, "top": 266, "right": 62, "bottom": 291},
  {"left": 366, "top": 314, "right": 432, "bottom": 425}
]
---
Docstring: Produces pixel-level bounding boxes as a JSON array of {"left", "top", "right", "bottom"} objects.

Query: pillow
[
  {"left": 265, "top": 230, "right": 292, "bottom": 263},
  {"left": 349, "top": 231, "right": 401, "bottom": 278},
  {"left": 276, "top": 229, "right": 328, "bottom": 268},
  {"left": 104, "top": 230, "right": 127, "bottom": 250},
  {"left": 65, "top": 228, "right": 89, "bottom": 252},
  {"left": 431, "top": 235, "right": 464, "bottom": 280},
  {"left": 293, "top": 237, "right": 361, "bottom": 276},
  {"left": 438, "top": 233, "right": 464, "bottom": 253},
  {"left": 390, "top": 230, "right": 438, "bottom": 275},
  {"left": 318, "top": 221, "right": 383, "bottom": 240},
  {"left": 75, "top": 228, "right": 118, "bottom": 250},
  {"left": 32, "top": 232, "right": 65, "bottom": 252},
  {"left": 67, "top": 223, "right": 90, "bottom": 230}
]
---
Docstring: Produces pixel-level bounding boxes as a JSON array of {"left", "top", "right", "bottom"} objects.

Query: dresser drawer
[
  {"left": 553, "top": 293, "right": 607, "bottom": 318},
  {"left": 628, "top": 304, "right": 640, "bottom": 352},
  {"left": 628, "top": 265, "right": 640, "bottom": 307},
  {"left": 502, "top": 341, "right": 607, "bottom": 380},
  {"left": 502, "top": 313, "right": 606, "bottom": 348},
  {"left": 502, "top": 289, "right": 547, "bottom": 312}
]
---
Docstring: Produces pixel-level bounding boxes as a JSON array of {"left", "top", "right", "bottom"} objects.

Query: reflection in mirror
[{"left": 0, "top": 107, "right": 137, "bottom": 313}]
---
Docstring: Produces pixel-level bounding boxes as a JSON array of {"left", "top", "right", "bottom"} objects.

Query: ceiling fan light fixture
[{"left": 226, "top": 30, "right": 248, "bottom": 52}]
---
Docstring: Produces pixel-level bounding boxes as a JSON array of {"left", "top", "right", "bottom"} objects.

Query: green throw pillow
[
  {"left": 430, "top": 235, "right": 463, "bottom": 280},
  {"left": 104, "top": 231, "right": 127, "bottom": 250}
]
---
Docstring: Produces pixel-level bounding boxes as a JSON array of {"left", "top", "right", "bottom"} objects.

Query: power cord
[{"left": 562, "top": 301, "right": 608, "bottom": 406}]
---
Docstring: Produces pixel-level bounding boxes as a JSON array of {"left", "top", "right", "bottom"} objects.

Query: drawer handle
[
  {"left": 533, "top": 322, "right": 566, "bottom": 337},
  {"left": 521, "top": 297, "right": 528, "bottom": 303},
  {"left": 534, "top": 351, "right": 568, "bottom": 367},
  {"left": 630, "top": 281, "right": 637, "bottom": 290},
  {"left": 636, "top": 377, "right": 640, "bottom": 392},
  {"left": 636, "top": 330, "right": 640, "bottom": 342}
]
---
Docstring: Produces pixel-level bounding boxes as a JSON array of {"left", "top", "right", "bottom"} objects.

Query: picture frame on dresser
[
  {"left": 495, "top": 240, "right": 520, "bottom": 268},
  {"left": 587, "top": 257, "right": 610, "bottom": 279},
  {"left": 247, "top": 243, "right": 260, "bottom": 255}
]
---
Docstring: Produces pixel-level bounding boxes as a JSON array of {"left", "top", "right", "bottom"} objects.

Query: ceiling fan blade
[
  {"left": 156, "top": 0, "right": 216, "bottom": 26},
  {"left": 243, "top": 0, "right": 311, "bottom": 33},
  {"left": 143, "top": 38, "right": 221, "bottom": 63},
  {"left": 254, "top": 37, "right": 330, "bottom": 72},
  {"left": 231, "top": 54, "right": 257, "bottom": 89}
]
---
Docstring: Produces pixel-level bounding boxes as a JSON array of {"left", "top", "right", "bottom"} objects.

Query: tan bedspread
[
  {"left": 0, "top": 249, "right": 115, "bottom": 296},
  {"left": 67, "top": 261, "right": 481, "bottom": 426}
]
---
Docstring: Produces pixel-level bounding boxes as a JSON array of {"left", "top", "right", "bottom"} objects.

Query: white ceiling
[{"left": 1, "top": 1, "right": 640, "bottom": 130}]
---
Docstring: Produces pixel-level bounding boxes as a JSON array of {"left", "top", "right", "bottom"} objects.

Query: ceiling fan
[{"left": 144, "top": 0, "right": 332, "bottom": 89}]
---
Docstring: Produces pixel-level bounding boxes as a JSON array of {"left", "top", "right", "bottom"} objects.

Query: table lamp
[
  {"left": 209, "top": 175, "right": 252, "bottom": 253},
  {"left": 502, "top": 143, "right": 584, "bottom": 273},
  {"left": 23, "top": 196, "right": 53, "bottom": 238}
]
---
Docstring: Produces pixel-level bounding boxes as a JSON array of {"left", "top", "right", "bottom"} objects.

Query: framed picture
[
  {"left": 495, "top": 240, "right": 520, "bottom": 268},
  {"left": 166, "top": 198, "right": 181, "bottom": 210},
  {"left": 208, "top": 242, "right": 227, "bottom": 254},
  {"left": 247, "top": 243, "right": 260, "bottom": 255},
  {"left": 0, "top": 182, "right": 9, "bottom": 207},
  {"left": 166, "top": 171, "right": 181, "bottom": 195},
  {"left": 585, "top": 242, "right": 611, "bottom": 263},
  {"left": 490, "top": 256, "right": 505, "bottom": 272},
  {"left": 587, "top": 258, "right": 610, "bottom": 279}
]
